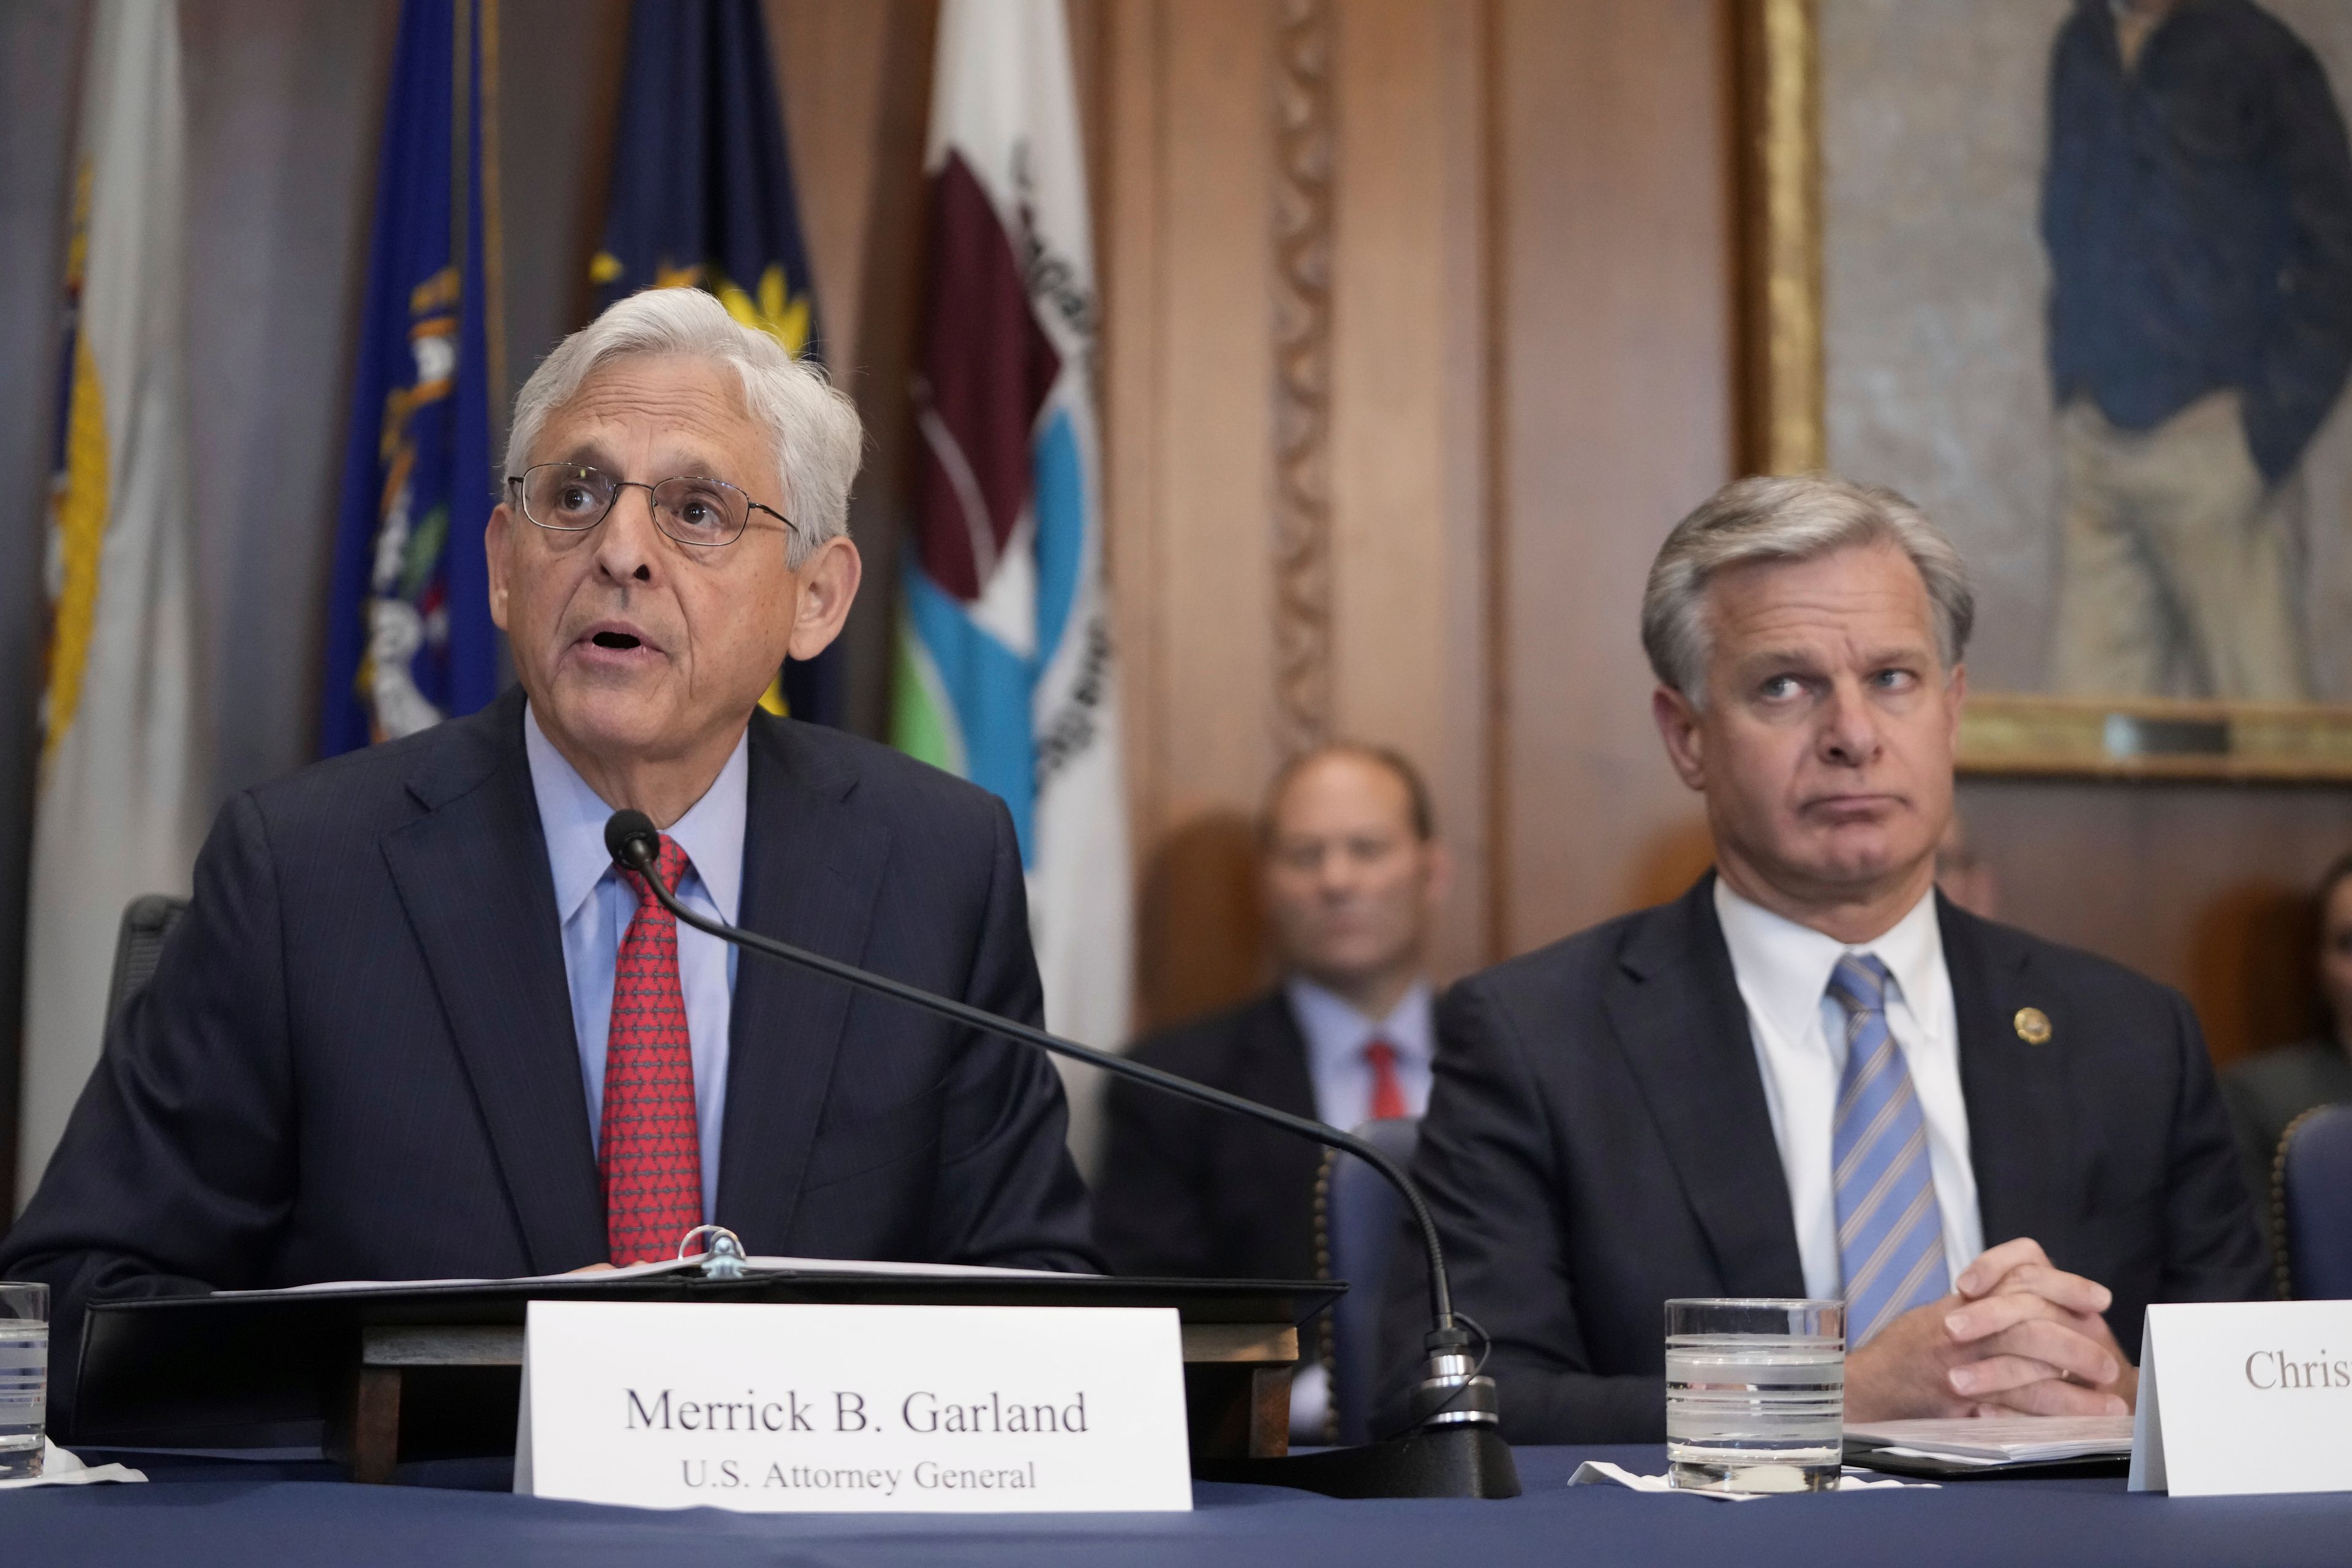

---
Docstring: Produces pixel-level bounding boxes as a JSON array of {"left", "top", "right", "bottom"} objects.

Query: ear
[
  {"left": 1422, "top": 839, "right": 1456, "bottom": 913},
  {"left": 1652, "top": 684, "right": 1709, "bottom": 793},
  {"left": 485, "top": 501, "right": 515, "bottom": 632},
  {"left": 786, "top": 535, "right": 863, "bottom": 660},
  {"left": 1942, "top": 660, "right": 1968, "bottom": 750}
]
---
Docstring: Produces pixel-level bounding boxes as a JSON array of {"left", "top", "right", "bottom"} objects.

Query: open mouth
[{"left": 591, "top": 631, "right": 642, "bottom": 650}]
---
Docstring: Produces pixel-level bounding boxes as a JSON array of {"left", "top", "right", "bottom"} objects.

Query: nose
[
  {"left": 592, "top": 483, "right": 663, "bottom": 585},
  {"left": 1817, "top": 679, "right": 1882, "bottom": 768}
]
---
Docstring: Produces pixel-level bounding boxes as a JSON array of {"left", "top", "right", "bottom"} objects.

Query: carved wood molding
[{"left": 1272, "top": 0, "right": 1335, "bottom": 759}]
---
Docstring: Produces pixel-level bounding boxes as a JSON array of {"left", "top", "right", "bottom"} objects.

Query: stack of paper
[{"left": 1845, "top": 1415, "right": 2135, "bottom": 1466}]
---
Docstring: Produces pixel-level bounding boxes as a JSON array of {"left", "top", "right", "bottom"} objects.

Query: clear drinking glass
[
  {"left": 1664, "top": 1297, "right": 1845, "bottom": 1493},
  {"left": 0, "top": 1282, "right": 46, "bottom": 1480}
]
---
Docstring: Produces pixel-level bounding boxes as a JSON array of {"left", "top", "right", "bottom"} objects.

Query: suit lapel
[
  {"left": 1943, "top": 898, "right": 2077, "bottom": 1251},
  {"left": 713, "top": 715, "right": 890, "bottom": 1252},
  {"left": 1603, "top": 876, "right": 1806, "bottom": 1295},
  {"left": 379, "top": 688, "right": 606, "bottom": 1271},
  {"left": 1245, "top": 993, "right": 1321, "bottom": 1123}
]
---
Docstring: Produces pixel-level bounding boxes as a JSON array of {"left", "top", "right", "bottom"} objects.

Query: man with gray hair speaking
[
  {"left": 1383, "top": 473, "right": 2265, "bottom": 1444},
  {"left": 2, "top": 288, "right": 1099, "bottom": 1433}
]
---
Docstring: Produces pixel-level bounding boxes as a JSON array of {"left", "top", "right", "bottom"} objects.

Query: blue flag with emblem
[
  {"left": 589, "top": 0, "right": 839, "bottom": 725},
  {"left": 321, "top": 0, "right": 503, "bottom": 754}
]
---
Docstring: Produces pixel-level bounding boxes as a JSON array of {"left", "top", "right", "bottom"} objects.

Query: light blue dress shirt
[
  {"left": 1282, "top": 976, "right": 1436, "bottom": 1129},
  {"left": 523, "top": 704, "right": 747, "bottom": 1225}
]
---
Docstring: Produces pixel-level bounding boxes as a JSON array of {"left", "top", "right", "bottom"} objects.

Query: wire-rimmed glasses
[{"left": 506, "top": 462, "right": 796, "bottom": 549}]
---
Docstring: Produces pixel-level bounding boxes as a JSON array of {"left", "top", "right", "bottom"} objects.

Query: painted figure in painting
[{"left": 2043, "top": 0, "right": 2352, "bottom": 701}]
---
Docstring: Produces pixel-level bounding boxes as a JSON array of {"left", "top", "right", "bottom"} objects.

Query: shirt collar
[
  {"left": 1284, "top": 975, "right": 1436, "bottom": 1079},
  {"left": 1711, "top": 875, "right": 1944, "bottom": 1040},
  {"left": 523, "top": 703, "right": 748, "bottom": 925}
]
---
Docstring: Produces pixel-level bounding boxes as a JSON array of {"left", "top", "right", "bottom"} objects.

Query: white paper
[
  {"left": 0, "top": 1440, "right": 148, "bottom": 1490},
  {"left": 1845, "top": 1415, "right": 2134, "bottom": 1464},
  {"left": 1566, "top": 1460, "right": 1932, "bottom": 1498},
  {"left": 2130, "top": 1300, "right": 2352, "bottom": 1497},
  {"left": 516, "top": 1300, "right": 1192, "bottom": 1513}
]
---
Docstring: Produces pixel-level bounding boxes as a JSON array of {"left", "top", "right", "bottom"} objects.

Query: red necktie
[
  {"left": 600, "top": 834, "right": 702, "bottom": 1265},
  {"left": 1364, "top": 1038, "right": 1408, "bottom": 1123}
]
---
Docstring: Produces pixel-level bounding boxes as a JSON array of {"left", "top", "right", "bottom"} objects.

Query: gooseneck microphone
[{"left": 604, "top": 809, "right": 1516, "bottom": 1499}]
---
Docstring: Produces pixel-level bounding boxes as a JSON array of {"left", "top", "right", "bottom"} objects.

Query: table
[{"left": 9, "top": 1446, "right": 2351, "bottom": 1566}]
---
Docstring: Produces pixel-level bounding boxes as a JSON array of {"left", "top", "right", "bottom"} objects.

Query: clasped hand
[{"left": 1844, "top": 1237, "right": 2135, "bottom": 1421}]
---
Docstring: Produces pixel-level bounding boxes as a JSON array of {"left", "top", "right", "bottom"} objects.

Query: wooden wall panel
[
  {"left": 1491, "top": 0, "right": 1738, "bottom": 953},
  {"left": 1327, "top": 0, "right": 1493, "bottom": 981},
  {"left": 1102, "top": 0, "right": 1284, "bottom": 1026},
  {"left": 1958, "top": 780, "right": 2352, "bottom": 1065}
]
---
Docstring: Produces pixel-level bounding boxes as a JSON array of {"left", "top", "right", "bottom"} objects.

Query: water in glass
[
  {"left": 1665, "top": 1332, "right": 1844, "bottom": 1491},
  {"left": 0, "top": 1319, "right": 44, "bottom": 1480}
]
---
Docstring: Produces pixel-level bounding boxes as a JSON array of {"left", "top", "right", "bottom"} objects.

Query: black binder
[{"left": 75, "top": 1269, "right": 1340, "bottom": 1460}]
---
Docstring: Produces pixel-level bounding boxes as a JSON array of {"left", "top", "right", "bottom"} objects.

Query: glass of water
[
  {"left": 1664, "top": 1297, "right": 1844, "bottom": 1493},
  {"left": 0, "top": 1282, "right": 45, "bottom": 1480}
]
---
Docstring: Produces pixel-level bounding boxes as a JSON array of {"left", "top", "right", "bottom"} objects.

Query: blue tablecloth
[{"left": 7, "top": 1446, "right": 2351, "bottom": 1567}]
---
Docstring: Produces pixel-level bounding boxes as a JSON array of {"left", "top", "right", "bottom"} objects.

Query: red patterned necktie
[
  {"left": 600, "top": 833, "right": 702, "bottom": 1265},
  {"left": 1364, "top": 1038, "right": 1408, "bottom": 1123}
]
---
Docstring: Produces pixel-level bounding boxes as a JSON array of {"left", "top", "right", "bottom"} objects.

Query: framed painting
[{"left": 1738, "top": 0, "right": 2352, "bottom": 779}]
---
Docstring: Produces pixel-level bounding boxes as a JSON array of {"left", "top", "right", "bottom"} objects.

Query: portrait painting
[{"left": 1744, "top": 0, "right": 2352, "bottom": 777}]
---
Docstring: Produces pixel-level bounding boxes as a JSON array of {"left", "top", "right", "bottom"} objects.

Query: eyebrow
[
  {"left": 1733, "top": 642, "right": 1936, "bottom": 674},
  {"left": 541, "top": 441, "right": 742, "bottom": 485}
]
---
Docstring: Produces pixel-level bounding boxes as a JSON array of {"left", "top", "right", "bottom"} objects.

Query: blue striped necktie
[{"left": 1827, "top": 954, "right": 1950, "bottom": 1346}]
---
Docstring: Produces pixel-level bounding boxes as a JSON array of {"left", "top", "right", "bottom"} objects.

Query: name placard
[
  {"left": 2130, "top": 1300, "right": 2352, "bottom": 1496},
  {"left": 514, "top": 1300, "right": 1191, "bottom": 1512}
]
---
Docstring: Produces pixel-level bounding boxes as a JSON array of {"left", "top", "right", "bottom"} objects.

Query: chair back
[
  {"left": 2279, "top": 1103, "right": 2352, "bottom": 1300},
  {"left": 107, "top": 894, "right": 189, "bottom": 1027},
  {"left": 1314, "top": 1115, "right": 1420, "bottom": 1445}
]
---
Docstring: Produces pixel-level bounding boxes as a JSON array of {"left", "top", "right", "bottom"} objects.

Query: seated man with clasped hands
[
  {"left": 1382, "top": 474, "right": 2266, "bottom": 1442},
  {"left": 2, "top": 287, "right": 1098, "bottom": 1432}
]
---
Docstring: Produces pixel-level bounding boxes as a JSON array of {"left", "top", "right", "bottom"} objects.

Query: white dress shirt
[
  {"left": 524, "top": 704, "right": 746, "bottom": 1225},
  {"left": 1283, "top": 976, "right": 1436, "bottom": 1129},
  {"left": 1712, "top": 878, "right": 1983, "bottom": 1301}
]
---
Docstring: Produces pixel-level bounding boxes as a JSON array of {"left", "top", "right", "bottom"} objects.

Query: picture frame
[{"left": 1735, "top": 0, "right": 2352, "bottom": 782}]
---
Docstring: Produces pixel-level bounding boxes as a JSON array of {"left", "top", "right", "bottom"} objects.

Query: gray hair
[
  {"left": 1641, "top": 473, "right": 1974, "bottom": 703},
  {"left": 502, "top": 287, "right": 861, "bottom": 566}
]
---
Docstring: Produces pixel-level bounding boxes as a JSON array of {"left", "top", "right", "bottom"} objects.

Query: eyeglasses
[{"left": 506, "top": 462, "right": 797, "bottom": 549}]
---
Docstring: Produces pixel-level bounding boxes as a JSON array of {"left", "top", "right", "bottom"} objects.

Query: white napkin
[
  {"left": 0, "top": 1439, "right": 149, "bottom": 1490},
  {"left": 1567, "top": 1459, "right": 1934, "bottom": 1499}
]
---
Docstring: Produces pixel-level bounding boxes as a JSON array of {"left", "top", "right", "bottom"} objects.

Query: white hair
[
  {"left": 1641, "top": 473, "right": 1975, "bottom": 705},
  {"left": 502, "top": 287, "right": 861, "bottom": 566}
]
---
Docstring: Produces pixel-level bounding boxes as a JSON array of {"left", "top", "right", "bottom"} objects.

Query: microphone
[{"left": 604, "top": 809, "right": 1516, "bottom": 1499}]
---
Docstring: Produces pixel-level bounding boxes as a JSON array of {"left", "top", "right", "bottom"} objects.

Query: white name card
[
  {"left": 514, "top": 1300, "right": 1191, "bottom": 1512},
  {"left": 2130, "top": 1300, "right": 2352, "bottom": 1496}
]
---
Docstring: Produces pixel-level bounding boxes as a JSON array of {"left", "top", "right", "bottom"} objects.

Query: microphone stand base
[{"left": 1196, "top": 1423, "right": 1521, "bottom": 1500}]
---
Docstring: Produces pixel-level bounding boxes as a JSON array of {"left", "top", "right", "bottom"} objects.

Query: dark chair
[
  {"left": 105, "top": 894, "right": 189, "bottom": 1026},
  {"left": 1311, "top": 1115, "right": 1420, "bottom": 1446},
  {"left": 2276, "top": 1103, "right": 2352, "bottom": 1300}
]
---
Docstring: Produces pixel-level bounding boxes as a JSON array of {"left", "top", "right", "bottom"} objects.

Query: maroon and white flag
[{"left": 895, "top": 0, "right": 1133, "bottom": 1114}]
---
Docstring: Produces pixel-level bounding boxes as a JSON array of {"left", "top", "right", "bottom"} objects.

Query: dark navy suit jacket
[
  {"left": 1, "top": 688, "right": 1098, "bottom": 1430},
  {"left": 1381, "top": 876, "right": 2269, "bottom": 1444},
  {"left": 1093, "top": 991, "right": 1323, "bottom": 1281}
]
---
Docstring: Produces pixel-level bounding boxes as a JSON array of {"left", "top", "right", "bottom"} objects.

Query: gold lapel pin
[{"left": 2014, "top": 1006, "right": 2052, "bottom": 1046}]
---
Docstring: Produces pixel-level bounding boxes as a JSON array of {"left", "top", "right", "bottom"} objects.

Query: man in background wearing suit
[
  {"left": 1096, "top": 744, "right": 1447, "bottom": 1437},
  {"left": 1, "top": 288, "right": 1097, "bottom": 1431},
  {"left": 1388, "top": 475, "right": 2266, "bottom": 1444},
  {"left": 1094, "top": 744, "right": 1449, "bottom": 1287}
]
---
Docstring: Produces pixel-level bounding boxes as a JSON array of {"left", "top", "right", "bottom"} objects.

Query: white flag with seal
[
  {"left": 893, "top": 0, "right": 1134, "bottom": 1155},
  {"left": 20, "top": 0, "right": 204, "bottom": 1201}
]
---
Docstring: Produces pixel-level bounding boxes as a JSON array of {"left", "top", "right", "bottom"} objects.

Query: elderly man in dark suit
[
  {"left": 1385, "top": 475, "right": 2266, "bottom": 1444},
  {"left": 1, "top": 287, "right": 1097, "bottom": 1431}
]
